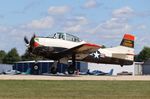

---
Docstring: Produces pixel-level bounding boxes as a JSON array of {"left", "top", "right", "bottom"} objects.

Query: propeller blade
[
  {"left": 25, "top": 34, "right": 36, "bottom": 54},
  {"left": 24, "top": 36, "right": 29, "bottom": 44}
]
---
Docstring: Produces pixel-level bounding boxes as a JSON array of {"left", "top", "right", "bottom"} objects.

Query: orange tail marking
[{"left": 123, "top": 34, "right": 135, "bottom": 41}]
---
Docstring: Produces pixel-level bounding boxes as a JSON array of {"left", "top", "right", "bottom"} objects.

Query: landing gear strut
[{"left": 68, "top": 54, "right": 76, "bottom": 74}]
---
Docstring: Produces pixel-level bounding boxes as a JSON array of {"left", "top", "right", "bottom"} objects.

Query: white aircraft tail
[
  {"left": 119, "top": 34, "right": 135, "bottom": 61},
  {"left": 107, "top": 34, "right": 135, "bottom": 61}
]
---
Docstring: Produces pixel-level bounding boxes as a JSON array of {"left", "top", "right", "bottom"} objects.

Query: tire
[
  {"left": 68, "top": 66, "right": 75, "bottom": 74},
  {"left": 50, "top": 67, "right": 57, "bottom": 74}
]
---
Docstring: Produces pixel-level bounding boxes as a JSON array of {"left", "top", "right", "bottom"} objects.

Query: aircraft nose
[
  {"left": 29, "top": 34, "right": 36, "bottom": 52},
  {"left": 29, "top": 35, "right": 40, "bottom": 52},
  {"left": 24, "top": 34, "right": 36, "bottom": 53}
]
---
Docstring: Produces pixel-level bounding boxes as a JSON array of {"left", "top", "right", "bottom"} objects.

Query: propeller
[
  {"left": 24, "top": 34, "right": 36, "bottom": 53},
  {"left": 24, "top": 36, "right": 29, "bottom": 45},
  {"left": 30, "top": 34, "right": 36, "bottom": 47}
]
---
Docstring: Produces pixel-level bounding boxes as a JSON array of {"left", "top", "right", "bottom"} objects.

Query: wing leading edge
[{"left": 59, "top": 43, "right": 101, "bottom": 59}]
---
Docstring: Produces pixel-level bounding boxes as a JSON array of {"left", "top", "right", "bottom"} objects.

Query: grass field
[{"left": 0, "top": 80, "right": 149, "bottom": 99}]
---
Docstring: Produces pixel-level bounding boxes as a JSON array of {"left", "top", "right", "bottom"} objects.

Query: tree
[
  {"left": 137, "top": 46, "right": 150, "bottom": 62},
  {"left": 3, "top": 48, "right": 21, "bottom": 64},
  {"left": 0, "top": 50, "right": 6, "bottom": 63}
]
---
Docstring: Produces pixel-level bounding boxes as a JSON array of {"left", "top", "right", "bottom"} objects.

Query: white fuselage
[{"left": 37, "top": 38, "right": 86, "bottom": 49}]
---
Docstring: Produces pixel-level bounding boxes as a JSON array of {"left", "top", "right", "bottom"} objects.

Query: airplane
[
  {"left": 3, "top": 68, "right": 31, "bottom": 75},
  {"left": 24, "top": 32, "right": 135, "bottom": 74},
  {"left": 87, "top": 69, "right": 114, "bottom": 76}
]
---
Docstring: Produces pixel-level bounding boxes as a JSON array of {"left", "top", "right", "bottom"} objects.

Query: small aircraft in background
[
  {"left": 87, "top": 69, "right": 114, "bottom": 76},
  {"left": 3, "top": 68, "right": 31, "bottom": 75},
  {"left": 24, "top": 32, "right": 135, "bottom": 74}
]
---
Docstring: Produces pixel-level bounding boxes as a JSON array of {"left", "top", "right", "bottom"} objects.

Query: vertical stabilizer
[
  {"left": 120, "top": 34, "right": 135, "bottom": 48},
  {"left": 108, "top": 69, "right": 113, "bottom": 75},
  {"left": 107, "top": 33, "right": 135, "bottom": 63}
]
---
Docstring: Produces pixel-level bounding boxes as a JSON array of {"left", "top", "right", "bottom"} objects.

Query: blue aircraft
[{"left": 87, "top": 69, "right": 114, "bottom": 76}]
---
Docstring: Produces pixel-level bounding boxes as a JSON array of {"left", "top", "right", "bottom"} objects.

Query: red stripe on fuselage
[{"left": 84, "top": 43, "right": 101, "bottom": 48}]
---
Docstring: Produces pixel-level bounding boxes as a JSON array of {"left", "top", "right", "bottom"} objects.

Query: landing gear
[
  {"left": 50, "top": 61, "right": 58, "bottom": 74},
  {"left": 68, "top": 65, "right": 75, "bottom": 74},
  {"left": 68, "top": 54, "right": 76, "bottom": 74},
  {"left": 50, "top": 54, "right": 76, "bottom": 75},
  {"left": 50, "top": 67, "right": 57, "bottom": 74}
]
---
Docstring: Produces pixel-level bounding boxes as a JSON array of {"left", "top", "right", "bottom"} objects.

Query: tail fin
[
  {"left": 118, "top": 34, "right": 135, "bottom": 64},
  {"left": 21, "top": 68, "right": 31, "bottom": 75},
  {"left": 109, "top": 34, "right": 135, "bottom": 64},
  {"left": 120, "top": 34, "right": 135, "bottom": 48},
  {"left": 108, "top": 69, "right": 113, "bottom": 75},
  {"left": 25, "top": 68, "right": 31, "bottom": 74}
]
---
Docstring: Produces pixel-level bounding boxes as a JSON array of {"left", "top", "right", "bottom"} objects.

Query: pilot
[
  {"left": 59, "top": 34, "right": 65, "bottom": 40},
  {"left": 53, "top": 34, "right": 56, "bottom": 38}
]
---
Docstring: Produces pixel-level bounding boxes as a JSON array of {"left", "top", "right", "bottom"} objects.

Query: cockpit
[{"left": 52, "top": 32, "right": 82, "bottom": 42}]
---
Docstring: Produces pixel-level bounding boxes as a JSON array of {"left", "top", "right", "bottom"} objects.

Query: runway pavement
[{"left": 0, "top": 75, "right": 150, "bottom": 80}]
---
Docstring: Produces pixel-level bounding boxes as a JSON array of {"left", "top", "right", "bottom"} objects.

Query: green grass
[{"left": 0, "top": 80, "right": 149, "bottom": 99}]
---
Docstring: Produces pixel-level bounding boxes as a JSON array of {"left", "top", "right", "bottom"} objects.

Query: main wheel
[
  {"left": 120, "top": 65, "right": 123, "bottom": 67},
  {"left": 68, "top": 65, "right": 75, "bottom": 74},
  {"left": 50, "top": 67, "right": 57, "bottom": 74}
]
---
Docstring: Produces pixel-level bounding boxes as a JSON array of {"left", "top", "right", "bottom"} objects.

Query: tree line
[
  {"left": 0, "top": 48, "right": 44, "bottom": 64},
  {"left": 0, "top": 47, "right": 150, "bottom": 64},
  {"left": 135, "top": 46, "right": 150, "bottom": 62}
]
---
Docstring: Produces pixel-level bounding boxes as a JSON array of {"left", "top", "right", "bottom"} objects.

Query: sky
[{"left": 0, "top": 0, "right": 150, "bottom": 55}]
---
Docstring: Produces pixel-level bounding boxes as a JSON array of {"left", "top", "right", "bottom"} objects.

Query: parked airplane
[
  {"left": 24, "top": 32, "right": 135, "bottom": 74},
  {"left": 3, "top": 68, "right": 31, "bottom": 75},
  {"left": 87, "top": 69, "right": 114, "bottom": 76}
]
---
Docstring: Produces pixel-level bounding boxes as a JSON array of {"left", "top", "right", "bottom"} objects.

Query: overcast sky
[{"left": 0, "top": 0, "right": 150, "bottom": 55}]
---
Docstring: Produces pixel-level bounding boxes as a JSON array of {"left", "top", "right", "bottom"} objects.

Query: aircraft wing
[
  {"left": 67, "top": 43, "right": 101, "bottom": 53},
  {"left": 62, "top": 43, "right": 101, "bottom": 54},
  {"left": 60, "top": 43, "right": 101, "bottom": 59},
  {"left": 33, "top": 43, "right": 101, "bottom": 60}
]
